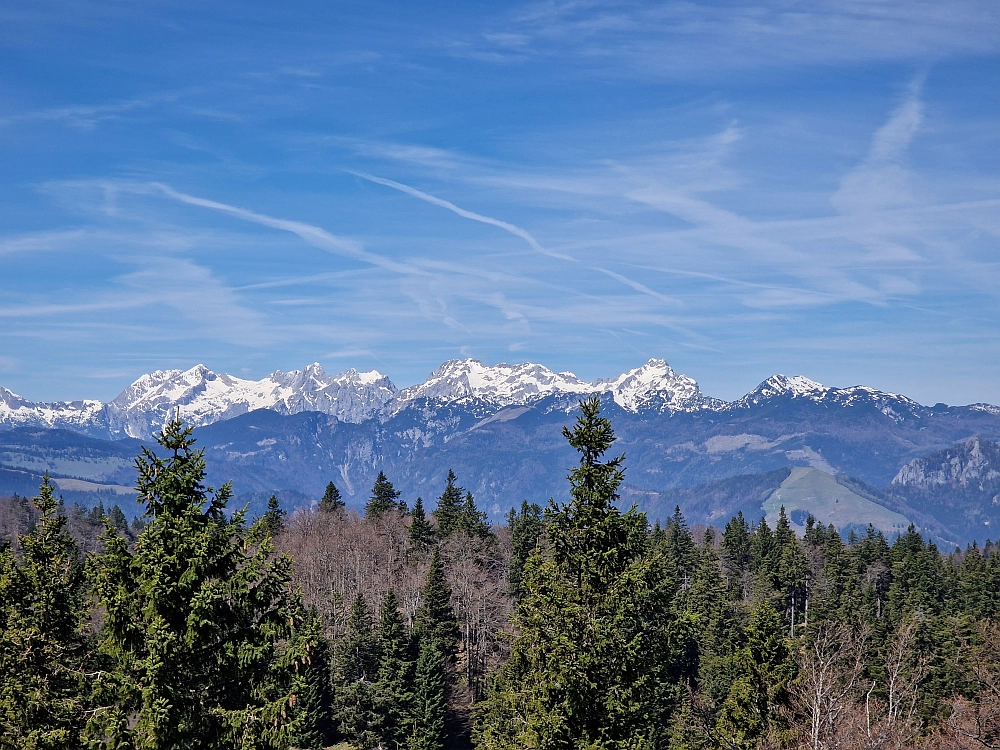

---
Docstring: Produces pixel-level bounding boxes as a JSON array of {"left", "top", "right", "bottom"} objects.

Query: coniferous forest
[{"left": 5, "top": 398, "right": 1000, "bottom": 749}]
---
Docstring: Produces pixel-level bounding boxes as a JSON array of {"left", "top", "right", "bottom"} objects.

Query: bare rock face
[{"left": 892, "top": 437, "right": 1000, "bottom": 488}]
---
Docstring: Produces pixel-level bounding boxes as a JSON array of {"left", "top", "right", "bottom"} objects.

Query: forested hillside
[{"left": 4, "top": 399, "right": 1000, "bottom": 748}]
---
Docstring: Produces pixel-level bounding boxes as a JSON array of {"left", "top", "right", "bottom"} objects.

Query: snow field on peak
[
  {"left": 395, "top": 359, "right": 595, "bottom": 407},
  {"left": 394, "top": 358, "right": 712, "bottom": 413}
]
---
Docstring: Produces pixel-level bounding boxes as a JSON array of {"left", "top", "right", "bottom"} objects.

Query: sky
[{"left": 2, "top": 0, "right": 999, "bottom": 406}]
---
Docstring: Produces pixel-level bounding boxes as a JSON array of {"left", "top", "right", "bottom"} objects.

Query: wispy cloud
[
  {"left": 0, "top": 92, "right": 181, "bottom": 129},
  {"left": 151, "top": 182, "right": 427, "bottom": 276},
  {"left": 349, "top": 171, "right": 577, "bottom": 261},
  {"left": 831, "top": 75, "right": 925, "bottom": 215},
  {"left": 465, "top": 1, "right": 1000, "bottom": 77}
]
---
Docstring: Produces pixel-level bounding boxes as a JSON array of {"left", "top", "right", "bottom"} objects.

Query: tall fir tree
[
  {"left": 506, "top": 501, "right": 544, "bottom": 601},
  {"left": 722, "top": 512, "right": 752, "bottom": 596},
  {"left": 714, "top": 603, "right": 796, "bottom": 749},
  {"left": 407, "top": 639, "right": 448, "bottom": 750},
  {"left": 107, "top": 503, "right": 128, "bottom": 532},
  {"left": 0, "top": 476, "right": 90, "bottom": 750},
  {"left": 292, "top": 611, "right": 336, "bottom": 750},
  {"left": 366, "top": 471, "right": 402, "bottom": 519},
  {"left": 432, "top": 470, "right": 465, "bottom": 537},
  {"left": 261, "top": 494, "right": 285, "bottom": 536},
  {"left": 87, "top": 419, "right": 311, "bottom": 749},
  {"left": 408, "top": 497, "right": 436, "bottom": 551},
  {"left": 476, "top": 397, "right": 696, "bottom": 750},
  {"left": 333, "top": 592, "right": 381, "bottom": 748},
  {"left": 374, "top": 589, "right": 415, "bottom": 749},
  {"left": 414, "top": 546, "right": 460, "bottom": 657},
  {"left": 460, "top": 490, "right": 492, "bottom": 538},
  {"left": 663, "top": 505, "right": 698, "bottom": 589},
  {"left": 319, "top": 480, "right": 345, "bottom": 513}
]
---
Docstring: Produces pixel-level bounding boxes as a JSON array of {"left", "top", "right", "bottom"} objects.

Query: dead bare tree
[{"left": 792, "top": 623, "right": 870, "bottom": 750}]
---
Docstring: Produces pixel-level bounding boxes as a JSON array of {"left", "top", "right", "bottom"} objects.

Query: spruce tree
[
  {"left": 87, "top": 419, "right": 310, "bottom": 749},
  {"left": 293, "top": 611, "right": 336, "bottom": 750},
  {"left": 261, "top": 494, "right": 285, "bottom": 536},
  {"left": 460, "top": 490, "right": 492, "bottom": 538},
  {"left": 714, "top": 603, "right": 796, "bottom": 749},
  {"left": 366, "top": 471, "right": 402, "bottom": 518},
  {"left": 374, "top": 590, "right": 415, "bottom": 749},
  {"left": 507, "top": 501, "right": 544, "bottom": 601},
  {"left": 407, "top": 639, "right": 447, "bottom": 750},
  {"left": 333, "top": 592, "right": 381, "bottom": 748},
  {"left": 319, "top": 481, "right": 345, "bottom": 513},
  {"left": 432, "top": 470, "right": 464, "bottom": 537},
  {"left": 414, "top": 547, "right": 459, "bottom": 657},
  {"left": 722, "top": 512, "right": 752, "bottom": 596},
  {"left": 408, "top": 497, "right": 436, "bottom": 551},
  {"left": 0, "top": 476, "right": 90, "bottom": 749},
  {"left": 664, "top": 505, "right": 698, "bottom": 588},
  {"left": 107, "top": 504, "right": 128, "bottom": 532},
  {"left": 477, "top": 397, "right": 696, "bottom": 750}
]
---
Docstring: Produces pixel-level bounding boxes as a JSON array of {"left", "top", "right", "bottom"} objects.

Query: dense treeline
[{"left": 4, "top": 399, "right": 1000, "bottom": 748}]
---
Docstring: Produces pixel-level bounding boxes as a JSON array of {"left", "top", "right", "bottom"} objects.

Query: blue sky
[{"left": 2, "top": 0, "right": 999, "bottom": 405}]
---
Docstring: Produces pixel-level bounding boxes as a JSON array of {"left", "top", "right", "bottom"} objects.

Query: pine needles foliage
[
  {"left": 86, "top": 418, "right": 312, "bottom": 749},
  {"left": 0, "top": 476, "right": 90, "bottom": 750}
]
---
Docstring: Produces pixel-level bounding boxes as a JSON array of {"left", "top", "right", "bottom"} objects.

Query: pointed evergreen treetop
[
  {"left": 460, "top": 490, "right": 492, "bottom": 538},
  {"left": 549, "top": 396, "right": 646, "bottom": 592},
  {"left": 366, "top": 471, "right": 402, "bottom": 518},
  {"left": 408, "top": 497, "right": 436, "bottom": 549},
  {"left": 414, "top": 547, "right": 459, "bottom": 654},
  {"left": 89, "top": 418, "right": 311, "bottom": 748},
  {"left": 432, "top": 470, "right": 464, "bottom": 536},
  {"left": 336, "top": 592, "right": 379, "bottom": 684},
  {"left": 319, "top": 480, "right": 345, "bottom": 513},
  {"left": 374, "top": 589, "right": 415, "bottom": 750},
  {"left": 261, "top": 494, "right": 285, "bottom": 536},
  {"left": 0, "top": 475, "right": 89, "bottom": 747}
]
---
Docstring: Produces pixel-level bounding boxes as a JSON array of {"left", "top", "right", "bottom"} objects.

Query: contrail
[
  {"left": 349, "top": 171, "right": 577, "bottom": 262},
  {"left": 593, "top": 267, "right": 682, "bottom": 307},
  {"left": 152, "top": 182, "right": 426, "bottom": 277}
]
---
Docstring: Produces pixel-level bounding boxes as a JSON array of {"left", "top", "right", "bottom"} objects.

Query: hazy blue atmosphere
[{"left": 2, "top": 1, "right": 999, "bottom": 404}]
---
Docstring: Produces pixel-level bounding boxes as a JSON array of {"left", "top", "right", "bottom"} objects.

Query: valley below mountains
[{"left": 3, "top": 358, "right": 1000, "bottom": 546}]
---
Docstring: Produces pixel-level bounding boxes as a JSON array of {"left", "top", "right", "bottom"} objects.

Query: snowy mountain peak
[
  {"left": 395, "top": 359, "right": 593, "bottom": 408},
  {"left": 595, "top": 359, "right": 719, "bottom": 412},
  {"left": 0, "top": 386, "right": 103, "bottom": 430},
  {"left": 760, "top": 374, "right": 827, "bottom": 399},
  {"left": 101, "top": 363, "right": 398, "bottom": 438},
  {"left": 733, "top": 374, "right": 927, "bottom": 422},
  {"left": 393, "top": 357, "right": 720, "bottom": 414}
]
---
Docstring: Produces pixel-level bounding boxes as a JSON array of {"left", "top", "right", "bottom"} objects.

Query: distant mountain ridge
[{"left": 1, "top": 357, "right": 980, "bottom": 440}]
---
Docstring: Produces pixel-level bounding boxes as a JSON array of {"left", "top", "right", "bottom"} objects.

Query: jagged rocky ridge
[{"left": 0, "top": 357, "right": 950, "bottom": 440}]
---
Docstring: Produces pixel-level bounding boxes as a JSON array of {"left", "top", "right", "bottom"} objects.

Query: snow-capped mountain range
[{"left": 0, "top": 357, "right": 981, "bottom": 440}]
